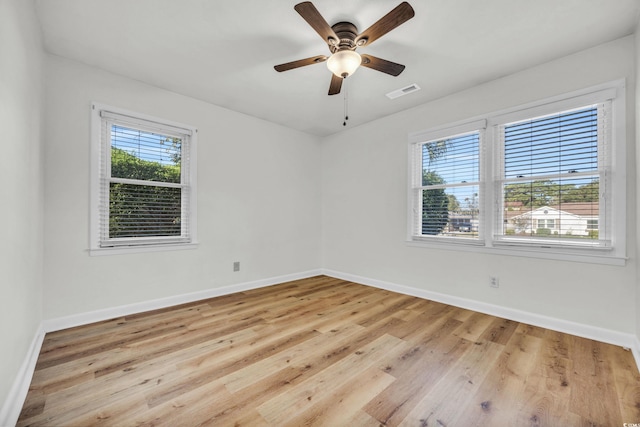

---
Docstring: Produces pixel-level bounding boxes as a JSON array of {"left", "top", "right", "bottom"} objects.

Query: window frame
[
  {"left": 90, "top": 103, "right": 198, "bottom": 255},
  {"left": 407, "top": 80, "right": 626, "bottom": 265}
]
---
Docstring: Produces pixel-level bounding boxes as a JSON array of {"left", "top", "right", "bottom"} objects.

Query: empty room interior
[{"left": 3, "top": 0, "right": 640, "bottom": 425}]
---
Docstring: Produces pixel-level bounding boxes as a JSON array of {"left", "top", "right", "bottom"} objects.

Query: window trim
[
  {"left": 407, "top": 80, "right": 626, "bottom": 266},
  {"left": 90, "top": 103, "right": 198, "bottom": 255}
]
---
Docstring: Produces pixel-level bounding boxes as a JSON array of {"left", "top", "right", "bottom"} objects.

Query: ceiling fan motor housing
[{"left": 330, "top": 21, "right": 359, "bottom": 52}]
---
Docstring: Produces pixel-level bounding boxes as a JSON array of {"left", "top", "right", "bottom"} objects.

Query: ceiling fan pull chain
[{"left": 343, "top": 77, "right": 349, "bottom": 126}]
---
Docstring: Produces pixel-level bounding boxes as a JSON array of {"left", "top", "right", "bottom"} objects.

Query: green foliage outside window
[
  {"left": 504, "top": 180, "right": 599, "bottom": 207},
  {"left": 109, "top": 148, "right": 182, "bottom": 238},
  {"left": 422, "top": 171, "right": 448, "bottom": 235}
]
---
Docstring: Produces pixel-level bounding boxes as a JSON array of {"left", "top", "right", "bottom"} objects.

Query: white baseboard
[
  {"left": 43, "top": 269, "right": 322, "bottom": 333},
  {"left": 0, "top": 325, "right": 45, "bottom": 427},
  {"left": 322, "top": 269, "right": 640, "bottom": 362}
]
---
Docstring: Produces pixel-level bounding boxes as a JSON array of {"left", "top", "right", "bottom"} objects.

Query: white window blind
[
  {"left": 496, "top": 103, "right": 609, "bottom": 248},
  {"left": 412, "top": 129, "right": 482, "bottom": 241},
  {"left": 91, "top": 105, "right": 197, "bottom": 251}
]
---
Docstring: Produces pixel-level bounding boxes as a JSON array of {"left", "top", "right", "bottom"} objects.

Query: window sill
[
  {"left": 406, "top": 238, "right": 626, "bottom": 266},
  {"left": 89, "top": 242, "right": 198, "bottom": 256}
]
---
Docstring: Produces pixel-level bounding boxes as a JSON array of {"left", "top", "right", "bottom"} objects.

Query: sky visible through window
[
  {"left": 421, "top": 106, "right": 598, "bottom": 192},
  {"left": 422, "top": 107, "right": 598, "bottom": 201},
  {"left": 111, "top": 125, "right": 181, "bottom": 168},
  {"left": 504, "top": 106, "right": 598, "bottom": 182}
]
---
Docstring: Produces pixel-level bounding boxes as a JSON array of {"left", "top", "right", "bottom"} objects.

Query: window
[
  {"left": 537, "top": 219, "right": 555, "bottom": 229},
  {"left": 496, "top": 105, "right": 606, "bottom": 246},
  {"left": 91, "top": 103, "right": 197, "bottom": 254},
  {"left": 410, "top": 122, "right": 483, "bottom": 242},
  {"left": 409, "top": 81, "right": 626, "bottom": 264}
]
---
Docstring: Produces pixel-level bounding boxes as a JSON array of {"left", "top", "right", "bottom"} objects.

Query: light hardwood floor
[{"left": 18, "top": 276, "right": 640, "bottom": 426}]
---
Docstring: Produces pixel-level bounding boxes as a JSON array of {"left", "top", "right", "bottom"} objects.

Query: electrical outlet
[
  {"left": 490, "top": 276, "right": 499, "bottom": 288},
  {"left": 233, "top": 261, "right": 240, "bottom": 272}
]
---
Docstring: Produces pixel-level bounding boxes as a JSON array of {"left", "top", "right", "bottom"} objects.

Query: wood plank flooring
[{"left": 17, "top": 275, "right": 640, "bottom": 426}]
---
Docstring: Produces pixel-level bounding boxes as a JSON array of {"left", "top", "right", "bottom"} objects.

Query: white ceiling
[{"left": 35, "top": 0, "right": 639, "bottom": 137}]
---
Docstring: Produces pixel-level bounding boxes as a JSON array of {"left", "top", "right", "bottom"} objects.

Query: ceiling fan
[{"left": 274, "top": 1, "right": 415, "bottom": 95}]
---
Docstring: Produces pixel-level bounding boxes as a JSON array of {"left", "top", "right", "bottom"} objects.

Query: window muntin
[{"left": 91, "top": 104, "right": 197, "bottom": 252}]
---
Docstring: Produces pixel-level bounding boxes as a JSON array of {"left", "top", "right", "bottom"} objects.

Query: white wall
[
  {"left": 0, "top": 0, "right": 44, "bottom": 413},
  {"left": 636, "top": 22, "right": 640, "bottom": 346},
  {"left": 42, "top": 55, "right": 322, "bottom": 320},
  {"left": 322, "top": 36, "right": 637, "bottom": 334}
]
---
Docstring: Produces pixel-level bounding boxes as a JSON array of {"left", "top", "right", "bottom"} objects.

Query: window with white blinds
[
  {"left": 408, "top": 80, "right": 626, "bottom": 264},
  {"left": 412, "top": 129, "right": 482, "bottom": 241},
  {"left": 91, "top": 104, "right": 197, "bottom": 253},
  {"left": 496, "top": 104, "right": 608, "bottom": 248}
]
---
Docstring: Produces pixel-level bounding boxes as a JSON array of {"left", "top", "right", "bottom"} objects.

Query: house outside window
[
  {"left": 508, "top": 203, "right": 597, "bottom": 237},
  {"left": 408, "top": 80, "right": 626, "bottom": 264},
  {"left": 90, "top": 103, "right": 198, "bottom": 254}
]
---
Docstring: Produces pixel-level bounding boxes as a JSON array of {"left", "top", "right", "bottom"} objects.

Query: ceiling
[{"left": 35, "top": 0, "right": 639, "bottom": 137}]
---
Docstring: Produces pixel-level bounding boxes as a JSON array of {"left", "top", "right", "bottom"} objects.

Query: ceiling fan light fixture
[{"left": 327, "top": 50, "right": 361, "bottom": 78}]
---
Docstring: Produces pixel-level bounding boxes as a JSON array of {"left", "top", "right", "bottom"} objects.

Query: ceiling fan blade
[
  {"left": 328, "top": 74, "right": 343, "bottom": 95},
  {"left": 355, "top": 2, "right": 415, "bottom": 47},
  {"left": 294, "top": 2, "right": 340, "bottom": 47},
  {"left": 360, "top": 54, "right": 405, "bottom": 76},
  {"left": 274, "top": 55, "right": 327, "bottom": 72}
]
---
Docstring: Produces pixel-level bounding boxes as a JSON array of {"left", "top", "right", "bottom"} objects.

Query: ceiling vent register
[{"left": 386, "top": 83, "right": 421, "bottom": 99}]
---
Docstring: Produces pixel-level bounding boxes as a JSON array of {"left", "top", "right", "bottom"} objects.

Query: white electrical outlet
[
  {"left": 490, "top": 276, "right": 499, "bottom": 288},
  {"left": 233, "top": 261, "right": 240, "bottom": 272}
]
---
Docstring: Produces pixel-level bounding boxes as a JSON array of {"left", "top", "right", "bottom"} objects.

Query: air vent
[{"left": 386, "top": 83, "right": 421, "bottom": 99}]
